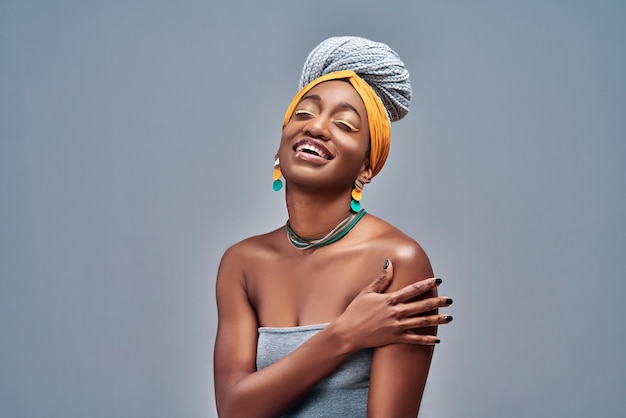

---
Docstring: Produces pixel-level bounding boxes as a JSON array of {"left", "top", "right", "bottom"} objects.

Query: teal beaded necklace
[{"left": 285, "top": 209, "right": 366, "bottom": 250}]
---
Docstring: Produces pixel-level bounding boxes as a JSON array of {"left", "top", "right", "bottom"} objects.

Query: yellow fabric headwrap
[{"left": 282, "top": 70, "right": 391, "bottom": 178}]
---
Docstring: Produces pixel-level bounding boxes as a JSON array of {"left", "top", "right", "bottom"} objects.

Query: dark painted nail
[
  {"left": 435, "top": 278, "right": 443, "bottom": 285},
  {"left": 445, "top": 315, "right": 453, "bottom": 322},
  {"left": 383, "top": 258, "right": 390, "bottom": 270},
  {"left": 445, "top": 298, "right": 453, "bottom": 305},
  {"left": 434, "top": 339, "right": 441, "bottom": 344}
]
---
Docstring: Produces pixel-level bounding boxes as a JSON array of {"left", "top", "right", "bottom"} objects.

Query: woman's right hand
[{"left": 333, "top": 258, "right": 453, "bottom": 350}]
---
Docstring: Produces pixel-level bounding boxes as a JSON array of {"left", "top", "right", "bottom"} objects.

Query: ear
[{"left": 358, "top": 159, "right": 373, "bottom": 185}]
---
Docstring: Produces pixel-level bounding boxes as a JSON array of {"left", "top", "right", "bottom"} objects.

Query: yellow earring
[
  {"left": 350, "top": 178, "right": 364, "bottom": 212},
  {"left": 272, "top": 158, "right": 283, "bottom": 191}
]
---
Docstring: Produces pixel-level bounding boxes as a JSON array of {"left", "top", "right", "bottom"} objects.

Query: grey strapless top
[{"left": 256, "top": 323, "right": 372, "bottom": 417}]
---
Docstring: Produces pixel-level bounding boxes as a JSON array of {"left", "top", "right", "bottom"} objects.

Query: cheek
[
  {"left": 277, "top": 129, "right": 294, "bottom": 161},
  {"left": 280, "top": 121, "right": 300, "bottom": 143},
  {"left": 278, "top": 130, "right": 292, "bottom": 154},
  {"left": 351, "top": 132, "right": 371, "bottom": 158}
]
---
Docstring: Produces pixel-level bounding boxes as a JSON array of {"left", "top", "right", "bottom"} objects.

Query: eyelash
[
  {"left": 294, "top": 109, "right": 359, "bottom": 132},
  {"left": 335, "top": 120, "right": 359, "bottom": 132},
  {"left": 294, "top": 109, "right": 315, "bottom": 117}
]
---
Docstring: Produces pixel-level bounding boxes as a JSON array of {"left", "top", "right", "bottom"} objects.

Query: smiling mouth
[{"left": 293, "top": 139, "right": 333, "bottom": 160}]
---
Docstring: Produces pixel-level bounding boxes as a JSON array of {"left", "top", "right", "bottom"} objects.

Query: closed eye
[
  {"left": 294, "top": 109, "right": 316, "bottom": 117},
  {"left": 334, "top": 119, "right": 359, "bottom": 132}
]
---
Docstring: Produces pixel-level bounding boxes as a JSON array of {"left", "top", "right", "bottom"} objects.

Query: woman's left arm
[{"left": 367, "top": 240, "right": 442, "bottom": 417}]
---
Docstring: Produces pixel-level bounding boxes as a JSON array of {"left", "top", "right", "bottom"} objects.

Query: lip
[{"left": 292, "top": 138, "right": 334, "bottom": 162}]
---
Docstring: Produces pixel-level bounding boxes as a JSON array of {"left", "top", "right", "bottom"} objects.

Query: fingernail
[
  {"left": 434, "top": 339, "right": 441, "bottom": 344},
  {"left": 435, "top": 278, "right": 442, "bottom": 285},
  {"left": 445, "top": 298, "right": 453, "bottom": 305},
  {"left": 383, "top": 258, "right": 390, "bottom": 270},
  {"left": 445, "top": 315, "right": 453, "bottom": 322}
]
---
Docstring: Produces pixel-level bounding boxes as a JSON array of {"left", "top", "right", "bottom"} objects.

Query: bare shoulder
[
  {"left": 217, "top": 227, "right": 285, "bottom": 281},
  {"left": 361, "top": 213, "right": 430, "bottom": 263},
  {"left": 220, "top": 227, "right": 285, "bottom": 260},
  {"left": 360, "top": 214, "right": 434, "bottom": 289}
]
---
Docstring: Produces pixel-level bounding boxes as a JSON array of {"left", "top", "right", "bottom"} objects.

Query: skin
[{"left": 214, "top": 80, "right": 452, "bottom": 417}]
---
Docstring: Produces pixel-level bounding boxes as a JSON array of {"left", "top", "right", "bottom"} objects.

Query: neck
[{"left": 285, "top": 187, "right": 354, "bottom": 238}]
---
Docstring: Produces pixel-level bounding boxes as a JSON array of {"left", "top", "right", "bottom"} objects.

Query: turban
[{"left": 283, "top": 36, "right": 411, "bottom": 178}]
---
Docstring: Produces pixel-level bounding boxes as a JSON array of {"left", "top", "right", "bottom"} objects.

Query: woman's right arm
[
  {"left": 214, "top": 246, "right": 358, "bottom": 417},
  {"left": 213, "top": 248, "right": 450, "bottom": 418}
]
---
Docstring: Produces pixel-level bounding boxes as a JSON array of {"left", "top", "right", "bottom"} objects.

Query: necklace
[{"left": 285, "top": 209, "right": 366, "bottom": 250}]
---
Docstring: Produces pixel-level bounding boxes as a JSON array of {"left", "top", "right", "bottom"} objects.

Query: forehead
[{"left": 301, "top": 80, "right": 366, "bottom": 114}]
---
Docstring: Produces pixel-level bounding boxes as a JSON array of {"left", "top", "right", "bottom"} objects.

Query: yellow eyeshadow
[
  {"left": 293, "top": 109, "right": 358, "bottom": 132},
  {"left": 335, "top": 119, "right": 359, "bottom": 132}
]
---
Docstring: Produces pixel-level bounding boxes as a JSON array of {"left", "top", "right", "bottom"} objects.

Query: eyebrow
[{"left": 300, "top": 94, "right": 362, "bottom": 118}]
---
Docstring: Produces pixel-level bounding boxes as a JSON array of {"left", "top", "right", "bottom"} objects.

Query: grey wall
[{"left": 1, "top": 1, "right": 624, "bottom": 417}]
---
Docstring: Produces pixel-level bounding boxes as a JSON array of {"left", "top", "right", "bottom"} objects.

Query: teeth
[{"left": 297, "top": 143, "right": 328, "bottom": 159}]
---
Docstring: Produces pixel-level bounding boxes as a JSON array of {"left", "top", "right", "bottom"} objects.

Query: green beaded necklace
[{"left": 285, "top": 209, "right": 366, "bottom": 250}]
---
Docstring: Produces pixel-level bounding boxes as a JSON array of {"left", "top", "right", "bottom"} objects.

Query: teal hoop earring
[{"left": 272, "top": 158, "right": 283, "bottom": 191}]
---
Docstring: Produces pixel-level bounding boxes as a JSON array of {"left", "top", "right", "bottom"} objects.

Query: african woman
[{"left": 214, "top": 36, "right": 453, "bottom": 417}]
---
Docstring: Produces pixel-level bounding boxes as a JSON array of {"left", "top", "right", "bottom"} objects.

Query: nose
[{"left": 303, "top": 115, "right": 330, "bottom": 141}]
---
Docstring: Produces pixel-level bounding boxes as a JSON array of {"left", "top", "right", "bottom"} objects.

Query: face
[{"left": 278, "top": 80, "right": 371, "bottom": 192}]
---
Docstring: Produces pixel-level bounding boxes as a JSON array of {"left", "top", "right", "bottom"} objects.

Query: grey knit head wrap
[{"left": 298, "top": 36, "right": 412, "bottom": 122}]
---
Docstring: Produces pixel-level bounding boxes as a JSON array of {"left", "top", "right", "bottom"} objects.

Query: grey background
[{"left": 1, "top": 1, "right": 624, "bottom": 417}]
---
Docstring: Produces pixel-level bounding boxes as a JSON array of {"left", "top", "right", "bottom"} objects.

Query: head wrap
[{"left": 283, "top": 36, "right": 411, "bottom": 178}]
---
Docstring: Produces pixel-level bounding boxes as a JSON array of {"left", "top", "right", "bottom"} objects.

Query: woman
[{"left": 214, "top": 36, "right": 453, "bottom": 417}]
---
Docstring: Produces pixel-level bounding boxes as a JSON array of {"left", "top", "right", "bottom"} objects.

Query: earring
[
  {"left": 350, "top": 178, "right": 364, "bottom": 212},
  {"left": 272, "top": 158, "right": 283, "bottom": 191}
]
